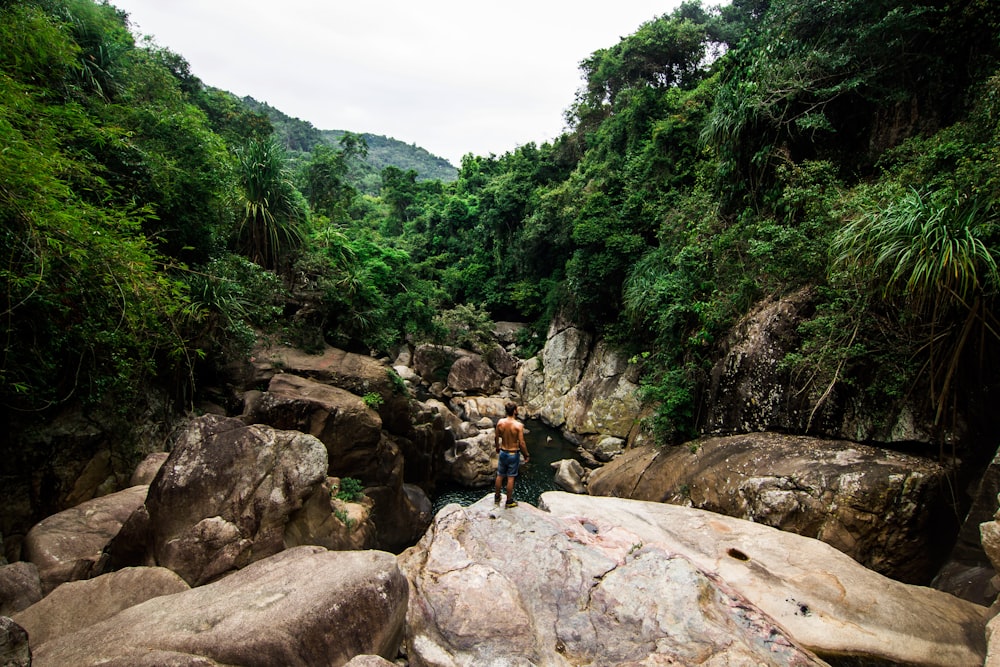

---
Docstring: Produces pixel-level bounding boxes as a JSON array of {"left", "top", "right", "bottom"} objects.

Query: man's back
[{"left": 496, "top": 417, "right": 525, "bottom": 452}]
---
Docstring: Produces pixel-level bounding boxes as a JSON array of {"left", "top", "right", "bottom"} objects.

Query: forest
[{"left": 2, "top": 0, "right": 1000, "bottom": 469}]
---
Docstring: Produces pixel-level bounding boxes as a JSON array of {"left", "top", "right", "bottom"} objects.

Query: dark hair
[{"left": 504, "top": 401, "right": 517, "bottom": 416}]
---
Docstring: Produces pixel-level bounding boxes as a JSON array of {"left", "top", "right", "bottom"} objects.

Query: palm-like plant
[
  {"left": 832, "top": 187, "right": 999, "bottom": 437},
  {"left": 235, "top": 137, "right": 305, "bottom": 271}
]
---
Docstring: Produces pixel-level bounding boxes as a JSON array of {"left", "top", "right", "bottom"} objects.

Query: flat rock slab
[
  {"left": 31, "top": 546, "right": 407, "bottom": 667},
  {"left": 399, "top": 496, "right": 826, "bottom": 666},
  {"left": 541, "top": 492, "right": 988, "bottom": 667}
]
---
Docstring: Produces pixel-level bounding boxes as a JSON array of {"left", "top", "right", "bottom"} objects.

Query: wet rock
[{"left": 552, "top": 459, "right": 586, "bottom": 494}]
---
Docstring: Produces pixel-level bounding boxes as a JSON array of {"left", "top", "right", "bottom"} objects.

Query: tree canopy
[{"left": 3, "top": 0, "right": 1000, "bottom": 460}]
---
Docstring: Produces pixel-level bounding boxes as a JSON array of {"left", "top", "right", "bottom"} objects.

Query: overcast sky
[{"left": 110, "top": 0, "right": 683, "bottom": 165}]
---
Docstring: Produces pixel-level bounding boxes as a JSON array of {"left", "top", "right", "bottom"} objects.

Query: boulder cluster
[{"left": 2, "top": 309, "right": 1000, "bottom": 664}]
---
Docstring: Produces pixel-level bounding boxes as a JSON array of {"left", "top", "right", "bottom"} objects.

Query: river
[{"left": 431, "top": 418, "right": 581, "bottom": 513}]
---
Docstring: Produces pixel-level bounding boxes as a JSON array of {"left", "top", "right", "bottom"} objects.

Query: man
[{"left": 494, "top": 401, "right": 529, "bottom": 508}]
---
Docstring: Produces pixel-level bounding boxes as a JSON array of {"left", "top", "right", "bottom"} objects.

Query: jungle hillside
[{"left": 3, "top": 0, "right": 1000, "bottom": 474}]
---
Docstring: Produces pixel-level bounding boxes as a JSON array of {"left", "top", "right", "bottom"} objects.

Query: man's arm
[
  {"left": 518, "top": 426, "right": 529, "bottom": 460},
  {"left": 495, "top": 422, "right": 501, "bottom": 451}
]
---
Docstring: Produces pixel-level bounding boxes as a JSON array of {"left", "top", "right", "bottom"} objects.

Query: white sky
[{"left": 110, "top": 0, "right": 683, "bottom": 165}]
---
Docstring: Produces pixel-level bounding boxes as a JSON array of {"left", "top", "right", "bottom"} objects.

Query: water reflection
[{"left": 432, "top": 418, "right": 580, "bottom": 513}]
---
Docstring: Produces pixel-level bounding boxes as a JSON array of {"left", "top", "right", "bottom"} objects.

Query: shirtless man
[{"left": 494, "top": 401, "right": 529, "bottom": 508}]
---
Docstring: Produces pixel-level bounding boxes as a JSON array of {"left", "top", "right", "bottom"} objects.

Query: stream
[{"left": 431, "top": 418, "right": 581, "bottom": 513}]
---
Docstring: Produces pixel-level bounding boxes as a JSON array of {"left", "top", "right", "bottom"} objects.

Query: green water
[{"left": 432, "top": 418, "right": 581, "bottom": 513}]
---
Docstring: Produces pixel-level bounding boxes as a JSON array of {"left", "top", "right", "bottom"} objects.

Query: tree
[
  {"left": 832, "top": 186, "right": 1000, "bottom": 438},
  {"left": 234, "top": 137, "right": 306, "bottom": 271}
]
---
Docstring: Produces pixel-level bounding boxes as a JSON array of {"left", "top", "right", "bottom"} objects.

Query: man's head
[{"left": 505, "top": 401, "right": 517, "bottom": 416}]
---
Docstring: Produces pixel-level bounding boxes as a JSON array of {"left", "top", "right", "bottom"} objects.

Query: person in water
[{"left": 494, "top": 401, "right": 529, "bottom": 508}]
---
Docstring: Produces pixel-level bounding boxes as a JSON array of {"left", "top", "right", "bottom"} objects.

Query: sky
[{"left": 110, "top": 0, "right": 684, "bottom": 166}]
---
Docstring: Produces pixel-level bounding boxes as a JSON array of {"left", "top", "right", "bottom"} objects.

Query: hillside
[{"left": 241, "top": 95, "right": 457, "bottom": 187}]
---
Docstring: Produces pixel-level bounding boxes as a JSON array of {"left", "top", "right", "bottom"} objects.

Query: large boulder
[
  {"left": 540, "top": 492, "right": 988, "bottom": 667},
  {"left": 31, "top": 546, "right": 408, "bottom": 667},
  {"left": 22, "top": 485, "right": 148, "bottom": 594},
  {"left": 249, "top": 343, "right": 411, "bottom": 436},
  {"left": 400, "top": 496, "right": 826, "bottom": 666},
  {"left": 587, "top": 433, "right": 953, "bottom": 583},
  {"left": 412, "top": 344, "right": 471, "bottom": 386},
  {"left": 520, "top": 322, "right": 592, "bottom": 428},
  {"left": 441, "top": 431, "right": 496, "bottom": 487},
  {"left": 0, "top": 562, "right": 41, "bottom": 616},
  {"left": 283, "top": 477, "right": 378, "bottom": 552},
  {"left": 243, "top": 373, "right": 385, "bottom": 480},
  {"left": 701, "top": 287, "right": 953, "bottom": 446},
  {"left": 446, "top": 355, "right": 502, "bottom": 395},
  {"left": 143, "top": 415, "right": 329, "bottom": 586},
  {"left": 12, "top": 566, "right": 188, "bottom": 648},
  {"left": 448, "top": 395, "right": 507, "bottom": 423},
  {"left": 562, "top": 340, "right": 642, "bottom": 442}
]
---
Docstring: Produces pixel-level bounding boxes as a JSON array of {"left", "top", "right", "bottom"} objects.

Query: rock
[
  {"left": 540, "top": 492, "right": 987, "bottom": 667},
  {"left": 987, "top": 613, "right": 1000, "bottom": 667},
  {"left": 412, "top": 345, "right": 471, "bottom": 386},
  {"left": 563, "top": 341, "right": 642, "bottom": 441},
  {"left": 516, "top": 325, "right": 644, "bottom": 446},
  {"left": 364, "top": 476, "right": 434, "bottom": 553},
  {"left": 526, "top": 323, "right": 592, "bottom": 428},
  {"left": 32, "top": 546, "right": 408, "bottom": 667},
  {"left": 63, "top": 448, "right": 116, "bottom": 509},
  {"left": 0, "top": 562, "right": 41, "bottom": 616},
  {"left": 143, "top": 415, "right": 329, "bottom": 586},
  {"left": 249, "top": 343, "right": 411, "bottom": 436},
  {"left": 587, "top": 433, "right": 953, "bottom": 583},
  {"left": 11, "top": 566, "right": 188, "bottom": 647},
  {"left": 449, "top": 396, "right": 507, "bottom": 423},
  {"left": 129, "top": 452, "right": 169, "bottom": 486},
  {"left": 344, "top": 656, "right": 396, "bottom": 667},
  {"left": 492, "top": 321, "right": 526, "bottom": 346},
  {"left": 244, "top": 373, "right": 385, "bottom": 480},
  {"left": 702, "top": 288, "right": 815, "bottom": 436},
  {"left": 588, "top": 435, "right": 626, "bottom": 462},
  {"left": 701, "top": 287, "right": 948, "bottom": 446},
  {"left": 552, "top": 458, "right": 586, "bottom": 494},
  {"left": 392, "top": 364, "right": 419, "bottom": 384},
  {"left": 399, "top": 497, "right": 826, "bottom": 666},
  {"left": 441, "top": 431, "right": 496, "bottom": 487},
  {"left": 0, "top": 616, "right": 30, "bottom": 667},
  {"left": 418, "top": 399, "right": 464, "bottom": 434},
  {"left": 283, "top": 478, "right": 378, "bottom": 552},
  {"left": 482, "top": 342, "right": 519, "bottom": 377},
  {"left": 447, "top": 355, "right": 501, "bottom": 395},
  {"left": 938, "top": 446, "right": 1000, "bottom": 603},
  {"left": 22, "top": 485, "right": 148, "bottom": 594}
]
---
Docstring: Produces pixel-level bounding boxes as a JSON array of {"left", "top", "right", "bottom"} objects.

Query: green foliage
[
  {"left": 184, "top": 254, "right": 286, "bottom": 356},
  {"left": 362, "top": 392, "right": 383, "bottom": 409},
  {"left": 234, "top": 136, "right": 307, "bottom": 272},
  {"left": 334, "top": 477, "right": 365, "bottom": 503},
  {"left": 429, "top": 303, "right": 495, "bottom": 349},
  {"left": 0, "top": 0, "right": 200, "bottom": 417}
]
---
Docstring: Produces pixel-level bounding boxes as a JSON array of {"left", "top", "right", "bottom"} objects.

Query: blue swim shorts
[{"left": 497, "top": 450, "right": 521, "bottom": 477}]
